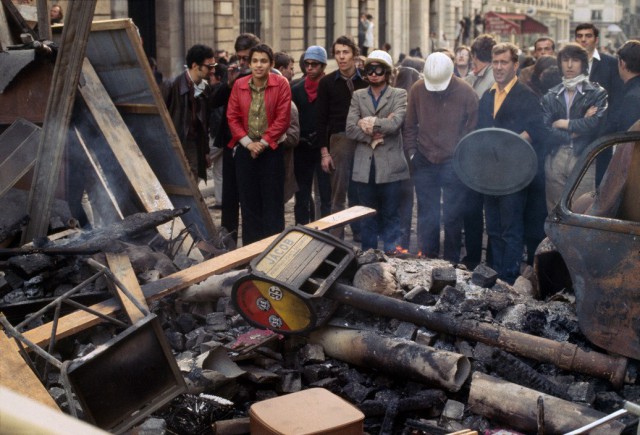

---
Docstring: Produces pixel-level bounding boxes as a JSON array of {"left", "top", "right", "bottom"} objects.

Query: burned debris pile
[{"left": 4, "top": 218, "right": 639, "bottom": 434}]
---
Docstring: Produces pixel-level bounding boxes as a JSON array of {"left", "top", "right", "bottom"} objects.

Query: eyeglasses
[
  {"left": 201, "top": 63, "right": 217, "bottom": 70},
  {"left": 304, "top": 61, "right": 322, "bottom": 68},
  {"left": 237, "top": 55, "right": 251, "bottom": 63},
  {"left": 365, "top": 64, "right": 386, "bottom": 76}
]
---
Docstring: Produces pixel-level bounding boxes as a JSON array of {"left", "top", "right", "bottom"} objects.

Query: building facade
[{"left": 44, "top": 0, "right": 639, "bottom": 79}]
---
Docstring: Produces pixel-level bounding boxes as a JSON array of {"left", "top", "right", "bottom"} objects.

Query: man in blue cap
[{"left": 291, "top": 46, "right": 330, "bottom": 224}]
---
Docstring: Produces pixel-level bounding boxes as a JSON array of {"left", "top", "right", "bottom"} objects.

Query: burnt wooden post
[
  {"left": 36, "top": 0, "right": 52, "bottom": 41},
  {"left": 22, "top": 0, "right": 97, "bottom": 244}
]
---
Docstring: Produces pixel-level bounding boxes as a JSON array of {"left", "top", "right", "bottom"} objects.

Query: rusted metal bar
[
  {"left": 329, "top": 283, "right": 628, "bottom": 387},
  {"left": 0, "top": 314, "right": 62, "bottom": 369}
]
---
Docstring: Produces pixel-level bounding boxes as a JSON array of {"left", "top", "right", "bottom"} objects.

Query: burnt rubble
[{"left": 1, "top": 226, "right": 639, "bottom": 434}]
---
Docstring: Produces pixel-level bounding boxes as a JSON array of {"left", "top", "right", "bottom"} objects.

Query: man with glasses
[
  {"left": 317, "top": 36, "right": 368, "bottom": 240},
  {"left": 163, "top": 44, "right": 216, "bottom": 181},
  {"left": 345, "top": 50, "right": 409, "bottom": 252},
  {"left": 291, "top": 46, "right": 330, "bottom": 224},
  {"left": 210, "top": 33, "right": 261, "bottom": 245},
  {"left": 403, "top": 52, "right": 478, "bottom": 262}
]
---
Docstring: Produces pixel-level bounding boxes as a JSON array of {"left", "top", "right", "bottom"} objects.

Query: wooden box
[{"left": 249, "top": 388, "right": 364, "bottom": 435}]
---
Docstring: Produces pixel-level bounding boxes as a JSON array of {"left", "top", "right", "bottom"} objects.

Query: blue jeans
[
  {"left": 484, "top": 189, "right": 527, "bottom": 284},
  {"left": 356, "top": 161, "right": 402, "bottom": 252},
  {"left": 412, "top": 154, "right": 468, "bottom": 262}
]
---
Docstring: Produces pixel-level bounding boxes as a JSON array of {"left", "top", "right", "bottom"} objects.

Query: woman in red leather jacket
[{"left": 227, "top": 44, "right": 292, "bottom": 245}]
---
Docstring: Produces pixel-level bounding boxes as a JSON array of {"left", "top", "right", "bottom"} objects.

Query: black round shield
[{"left": 453, "top": 128, "right": 538, "bottom": 195}]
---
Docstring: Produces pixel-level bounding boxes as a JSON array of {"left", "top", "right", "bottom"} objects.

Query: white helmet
[
  {"left": 365, "top": 50, "right": 393, "bottom": 69},
  {"left": 423, "top": 52, "right": 454, "bottom": 91}
]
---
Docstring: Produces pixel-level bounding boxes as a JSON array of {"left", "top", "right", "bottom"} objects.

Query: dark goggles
[{"left": 365, "top": 64, "right": 387, "bottom": 76}]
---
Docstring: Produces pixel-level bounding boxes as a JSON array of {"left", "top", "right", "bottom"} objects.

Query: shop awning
[{"left": 484, "top": 11, "right": 549, "bottom": 35}]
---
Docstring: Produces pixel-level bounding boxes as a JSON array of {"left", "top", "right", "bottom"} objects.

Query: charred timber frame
[{"left": 23, "top": 0, "right": 97, "bottom": 243}]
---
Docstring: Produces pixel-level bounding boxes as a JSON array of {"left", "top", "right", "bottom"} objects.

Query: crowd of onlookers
[{"left": 161, "top": 21, "right": 640, "bottom": 284}]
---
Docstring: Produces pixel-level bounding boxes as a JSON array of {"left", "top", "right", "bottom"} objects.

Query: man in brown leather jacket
[{"left": 162, "top": 44, "right": 216, "bottom": 181}]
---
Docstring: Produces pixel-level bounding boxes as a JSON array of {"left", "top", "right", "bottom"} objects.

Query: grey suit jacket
[{"left": 346, "top": 86, "right": 410, "bottom": 184}]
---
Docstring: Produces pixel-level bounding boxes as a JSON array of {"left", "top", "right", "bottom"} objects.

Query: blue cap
[{"left": 304, "top": 46, "right": 328, "bottom": 64}]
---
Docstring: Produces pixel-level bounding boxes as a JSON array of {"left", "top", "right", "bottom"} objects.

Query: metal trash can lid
[{"left": 453, "top": 128, "right": 538, "bottom": 195}]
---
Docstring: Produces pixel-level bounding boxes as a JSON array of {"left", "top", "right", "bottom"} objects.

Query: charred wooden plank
[
  {"left": 0, "top": 329, "right": 59, "bottom": 410},
  {"left": 22, "top": 207, "right": 375, "bottom": 347},
  {"left": 22, "top": 0, "right": 97, "bottom": 243}
]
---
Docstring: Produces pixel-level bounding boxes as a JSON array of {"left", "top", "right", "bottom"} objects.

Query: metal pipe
[
  {"left": 310, "top": 326, "right": 470, "bottom": 392},
  {"left": 86, "top": 259, "right": 150, "bottom": 317},
  {"left": 0, "top": 314, "right": 62, "bottom": 369},
  {"left": 563, "top": 409, "right": 627, "bottom": 435},
  {"left": 329, "top": 283, "right": 628, "bottom": 387}
]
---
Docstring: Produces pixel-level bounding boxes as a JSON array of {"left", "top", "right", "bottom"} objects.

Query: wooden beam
[
  {"left": 114, "top": 103, "right": 159, "bottom": 115},
  {"left": 0, "top": 387, "right": 108, "bottom": 434},
  {"left": 0, "top": 0, "right": 13, "bottom": 49},
  {"left": 0, "top": 130, "right": 38, "bottom": 198},
  {"left": 22, "top": 0, "right": 97, "bottom": 243},
  {"left": 162, "top": 184, "right": 194, "bottom": 197},
  {"left": 23, "top": 206, "right": 375, "bottom": 347},
  {"left": 72, "top": 126, "right": 124, "bottom": 222},
  {"left": 0, "top": 331, "right": 60, "bottom": 410},
  {"left": 0, "top": 0, "right": 37, "bottom": 38},
  {"left": 77, "top": 58, "right": 202, "bottom": 260},
  {"left": 105, "top": 253, "right": 148, "bottom": 323},
  {"left": 36, "top": 0, "right": 51, "bottom": 40}
]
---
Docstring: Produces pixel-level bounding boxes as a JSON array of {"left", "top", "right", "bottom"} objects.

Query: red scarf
[{"left": 304, "top": 75, "right": 323, "bottom": 102}]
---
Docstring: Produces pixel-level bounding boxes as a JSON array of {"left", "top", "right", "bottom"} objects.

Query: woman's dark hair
[
  {"left": 394, "top": 66, "right": 421, "bottom": 92},
  {"left": 235, "top": 33, "right": 261, "bottom": 52},
  {"left": 470, "top": 34, "right": 497, "bottom": 63},
  {"left": 539, "top": 66, "right": 562, "bottom": 95},
  {"left": 530, "top": 55, "right": 558, "bottom": 97},
  {"left": 250, "top": 43, "right": 275, "bottom": 64},
  {"left": 401, "top": 56, "right": 425, "bottom": 72}
]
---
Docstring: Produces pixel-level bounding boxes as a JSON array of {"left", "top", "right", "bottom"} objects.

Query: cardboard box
[{"left": 249, "top": 388, "right": 364, "bottom": 434}]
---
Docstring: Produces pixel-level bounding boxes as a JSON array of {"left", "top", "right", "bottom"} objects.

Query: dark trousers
[
  {"left": 328, "top": 133, "right": 360, "bottom": 237},
  {"left": 523, "top": 171, "right": 547, "bottom": 265},
  {"left": 398, "top": 177, "right": 415, "bottom": 248},
  {"left": 221, "top": 146, "right": 239, "bottom": 243},
  {"left": 412, "top": 154, "right": 467, "bottom": 262},
  {"left": 356, "top": 162, "right": 402, "bottom": 252},
  {"left": 484, "top": 189, "right": 527, "bottom": 284},
  {"left": 235, "top": 145, "right": 285, "bottom": 245},
  {"left": 294, "top": 145, "right": 320, "bottom": 225},
  {"left": 316, "top": 161, "right": 332, "bottom": 217},
  {"left": 463, "top": 190, "right": 484, "bottom": 266}
]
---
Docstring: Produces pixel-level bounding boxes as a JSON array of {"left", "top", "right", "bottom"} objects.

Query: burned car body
[{"left": 543, "top": 129, "right": 640, "bottom": 360}]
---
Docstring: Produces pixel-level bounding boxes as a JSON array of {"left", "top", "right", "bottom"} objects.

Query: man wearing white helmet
[
  {"left": 403, "top": 52, "right": 478, "bottom": 262},
  {"left": 345, "top": 50, "right": 409, "bottom": 251}
]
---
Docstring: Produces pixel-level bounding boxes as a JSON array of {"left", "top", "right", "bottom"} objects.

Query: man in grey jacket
[
  {"left": 346, "top": 50, "right": 409, "bottom": 252},
  {"left": 542, "top": 43, "right": 607, "bottom": 212}
]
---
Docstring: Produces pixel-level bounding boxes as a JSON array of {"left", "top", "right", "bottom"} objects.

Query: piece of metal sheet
[
  {"left": 64, "top": 314, "right": 186, "bottom": 433},
  {"left": 546, "top": 131, "right": 640, "bottom": 360},
  {"left": 453, "top": 127, "right": 537, "bottom": 195},
  {"left": 0, "top": 50, "right": 35, "bottom": 93}
]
